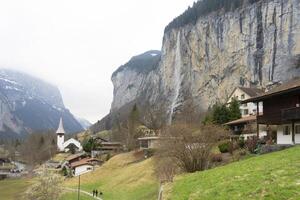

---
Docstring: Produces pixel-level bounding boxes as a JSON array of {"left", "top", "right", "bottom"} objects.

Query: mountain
[
  {"left": 0, "top": 69, "right": 83, "bottom": 139},
  {"left": 96, "top": 0, "right": 300, "bottom": 130},
  {"left": 76, "top": 117, "right": 92, "bottom": 130}
]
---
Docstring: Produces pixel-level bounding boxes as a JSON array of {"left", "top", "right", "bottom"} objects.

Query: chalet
[
  {"left": 137, "top": 127, "right": 160, "bottom": 150},
  {"left": 65, "top": 152, "right": 87, "bottom": 164},
  {"left": 65, "top": 154, "right": 100, "bottom": 176},
  {"left": 243, "top": 78, "right": 300, "bottom": 144},
  {"left": 70, "top": 158, "right": 97, "bottom": 176},
  {"left": 227, "top": 87, "right": 264, "bottom": 117},
  {"left": 226, "top": 87, "right": 267, "bottom": 139},
  {"left": 138, "top": 136, "right": 160, "bottom": 150},
  {"left": 91, "top": 136, "right": 122, "bottom": 157}
]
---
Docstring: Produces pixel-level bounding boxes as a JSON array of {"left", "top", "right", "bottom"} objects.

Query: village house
[
  {"left": 138, "top": 136, "right": 160, "bottom": 150},
  {"left": 243, "top": 78, "right": 300, "bottom": 145},
  {"left": 225, "top": 87, "right": 267, "bottom": 139},
  {"left": 91, "top": 136, "right": 122, "bottom": 157},
  {"left": 56, "top": 117, "right": 83, "bottom": 152},
  {"left": 64, "top": 153, "right": 100, "bottom": 176},
  {"left": 137, "top": 127, "right": 160, "bottom": 150}
]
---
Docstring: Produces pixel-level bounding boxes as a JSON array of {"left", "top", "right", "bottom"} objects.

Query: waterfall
[{"left": 168, "top": 32, "right": 183, "bottom": 124}]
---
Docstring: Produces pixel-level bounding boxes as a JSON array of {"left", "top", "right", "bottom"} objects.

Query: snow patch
[
  {"left": 5, "top": 85, "right": 21, "bottom": 91},
  {"left": 151, "top": 53, "right": 158, "bottom": 56},
  {"left": 0, "top": 77, "right": 20, "bottom": 85}
]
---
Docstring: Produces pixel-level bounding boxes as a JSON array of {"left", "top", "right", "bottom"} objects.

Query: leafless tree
[
  {"left": 23, "top": 167, "right": 63, "bottom": 200},
  {"left": 19, "top": 131, "right": 56, "bottom": 166},
  {"left": 155, "top": 123, "right": 229, "bottom": 181}
]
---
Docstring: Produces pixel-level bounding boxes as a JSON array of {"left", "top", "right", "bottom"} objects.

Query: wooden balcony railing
[{"left": 282, "top": 107, "right": 300, "bottom": 121}]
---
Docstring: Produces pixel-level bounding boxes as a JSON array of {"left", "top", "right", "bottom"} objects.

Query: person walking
[
  {"left": 95, "top": 190, "right": 98, "bottom": 197},
  {"left": 92, "top": 189, "right": 95, "bottom": 197}
]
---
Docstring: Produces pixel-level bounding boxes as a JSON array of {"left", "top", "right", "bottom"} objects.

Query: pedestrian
[
  {"left": 95, "top": 190, "right": 98, "bottom": 197},
  {"left": 92, "top": 189, "right": 95, "bottom": 197}
]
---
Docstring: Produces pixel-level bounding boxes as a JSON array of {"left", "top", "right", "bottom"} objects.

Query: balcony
[{"left": 282, "top": 107, "right": 300, "bottom": 121}]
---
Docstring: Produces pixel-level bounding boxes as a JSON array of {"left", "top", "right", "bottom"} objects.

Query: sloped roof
[
  {"left": 243, "top": 78, "right": 300, "bottom": 103},
  {"left": 70, "top": 158, "right": 99, "bottom": 168},
  {"left": 56, "top": 117, "right": 65, "bottom": 134},
  {"left": 66, "top": 152, "right": 86, "bottom": 162},
  {"left": 238, "top": 87, "right": 264, "bottom": 97},
  {"left": 225, "top": 115, "right": 257, "bottom": 126}
]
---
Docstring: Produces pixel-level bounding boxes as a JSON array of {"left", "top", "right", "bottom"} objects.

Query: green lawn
[
  {"left": 0, "top": 178, "right": 33, "bottom": 200},
  {"left": 164, "top": 146, "right": 300, "bottom": 200},
  {"left": 64, "top": 151, "right": 159, "bottom": 200},
  {"left": 60, "top": 192, "right": 95, "bottom": 200}
]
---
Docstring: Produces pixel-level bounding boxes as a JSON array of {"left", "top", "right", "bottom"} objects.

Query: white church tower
[{"left": 56, "top": 117, "right": 65, "bottom": 152}]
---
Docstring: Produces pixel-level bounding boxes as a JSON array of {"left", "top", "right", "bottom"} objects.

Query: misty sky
[{"left": 0, "top": 0, "right": 195, "bottom": 123}]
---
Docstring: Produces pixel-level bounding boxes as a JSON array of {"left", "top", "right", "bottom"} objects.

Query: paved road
[{"left": 64, "top": 187, "right": 103, "bottom": 200}]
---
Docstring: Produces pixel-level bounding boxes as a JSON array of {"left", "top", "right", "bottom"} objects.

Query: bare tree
[
  {"left": 155, "top": 123, "right": 229, "bottom": 181},
  {"left": 19, "top": 131, "right": 56, "bottom": 166},
  {"left": 23, "top": 167, "right": 63, "bottom": 200}
]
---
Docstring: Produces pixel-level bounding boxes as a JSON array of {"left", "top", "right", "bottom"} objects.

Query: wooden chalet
[
  {"left": 243, "top": 78, "right": 300, "bottom": 144},
  {"left": 225, "top": 87, "right": 266, "bottom": 139}
]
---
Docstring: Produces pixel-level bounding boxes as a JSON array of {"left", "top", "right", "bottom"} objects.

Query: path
[{"left": 64, "top": 187, "right": 103, "bottom": 200}]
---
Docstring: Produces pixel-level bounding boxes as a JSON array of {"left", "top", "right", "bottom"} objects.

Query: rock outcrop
[{"left": 100, "top": 0, "right": 300, "bottom": 129}]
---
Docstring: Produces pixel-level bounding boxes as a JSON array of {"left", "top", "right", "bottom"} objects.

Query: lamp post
[{"left": 77, "top": 175, "right": 80, "bottom": 200}]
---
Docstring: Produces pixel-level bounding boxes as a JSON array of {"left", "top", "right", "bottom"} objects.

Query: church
[{"left": 56, "top": 117, "right": 83, "bottom": 152}]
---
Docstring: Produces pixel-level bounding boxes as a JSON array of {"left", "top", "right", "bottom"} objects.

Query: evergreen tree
[{"left": 228, "top": 98, "right": 241, "bottom": 121}]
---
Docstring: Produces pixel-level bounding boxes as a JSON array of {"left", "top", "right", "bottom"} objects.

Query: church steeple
[
  {"left": 56, "top": 117, "right": 65, "bottom": 152},
  {"left": 56, "top": 117, "right": 65, "bottom": 135}
]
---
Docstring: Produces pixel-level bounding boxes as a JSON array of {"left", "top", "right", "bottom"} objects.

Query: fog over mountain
[{"left": 0, "top": 0, "right": 195, "bottom": 123}]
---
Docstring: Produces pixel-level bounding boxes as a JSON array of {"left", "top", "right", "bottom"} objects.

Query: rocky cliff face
[
  {"left": 104, "top": 0, "right": 300, "bottom": 128},
  {"left": 0, "top": 69, "right": 83, "bottom": 139}
]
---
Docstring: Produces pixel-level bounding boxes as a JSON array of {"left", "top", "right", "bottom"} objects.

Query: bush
[
  {"left": 211, "top": 153, "right": 223, "bottom": 162},
  {"left": 238, "top": 138, "right": 245, "bottom": 148},
  {"left": 218, "top": 141, "right": 230, "bottom": 153},
  {"left": 245, "top": 137, "right": 258, "bottom": 153},
  {"left": 239, "top": 149, "right": 247, "bottom": 156},
  {"left": 259, "top": 144, "right": 291, "bottom": 154}
]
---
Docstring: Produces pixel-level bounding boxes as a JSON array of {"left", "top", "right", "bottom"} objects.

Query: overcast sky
[{"left": 0, "top": 0, "right": 195, "bottom": 123}]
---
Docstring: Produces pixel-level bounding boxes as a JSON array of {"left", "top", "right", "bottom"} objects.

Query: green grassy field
[
  {"left": 164, "top": 146, "right": 300, "bottom": 200},
  {"left": 64, "top": 151, "right": 159, "bottom": 200},
  {"left": 0, "top": 178, "right": 33, "bottom": 200},
  {"left": 61, "top": 192, "right": 95, "bottom": 200}
]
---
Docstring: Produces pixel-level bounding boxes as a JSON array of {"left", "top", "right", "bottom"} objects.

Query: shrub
[
  {"left": 106, "top": 153, "right": 111, "bottom": 161},
  {"left": 239, "top": 149, "right": 247, "bottom": 156},
  {"left": 218, "top": 141, "right": 230, "bottom": 153},
  {"left": 245, "top": 137, "right": 258, "bottom": 153},
  {"left": 211, "top": 153, "right": 223, "bottom": 162},
  {"left": 238, "top": 138, "right": 245, "bottom": 148},
  {"left": 259, "top": 144, "right": 291, "bottom": 154}
]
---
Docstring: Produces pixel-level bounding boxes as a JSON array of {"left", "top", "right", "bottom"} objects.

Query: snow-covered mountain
[{"left": 0, "top": 69, "right": 84, "bottom": 139}]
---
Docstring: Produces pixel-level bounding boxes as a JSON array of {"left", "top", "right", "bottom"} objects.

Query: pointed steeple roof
[{"left": 56, "top": 117, "right": 65, "bottom": 134}]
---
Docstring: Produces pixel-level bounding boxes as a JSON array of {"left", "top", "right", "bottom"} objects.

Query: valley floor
[{"left": 163, "top": 146, "right": 300, "bottom": 200}]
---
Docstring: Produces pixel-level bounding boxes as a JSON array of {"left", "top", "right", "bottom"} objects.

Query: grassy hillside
[
  {"left": 0, "top": 178, "right": 33, "bottom": 200},
  {"left": 164, "top": 146, "right": 300, "bottom": 200},
  {"left": 63, "top": 151, "right": 159, "bottom": 200}
]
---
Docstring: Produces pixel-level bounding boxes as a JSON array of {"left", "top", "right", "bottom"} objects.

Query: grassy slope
[
  {"left": 0, "top": 179, "right": 33, "bottom": 200},
  {"left": 63, "top": 152, "right": 159, "bottom": 200},
  {"left": 165, "top": 146, "right": 300, "bottom": 200}
]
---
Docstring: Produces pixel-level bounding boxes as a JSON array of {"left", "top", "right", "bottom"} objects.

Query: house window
[
  {"left": 295, "top": 125, "right": 300, "bottom": 134},
  {"left": 241, "top": 94, "right": 245, "bottom": 100},
  {"left": 244, "top": 109, "right": 249, "bottom": 115},
  {"left": 283, "top": 125, "right": 290, "bottom": 135},
  {"left": 241, "top": 103, "right": 247, "bottom": 108}
]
